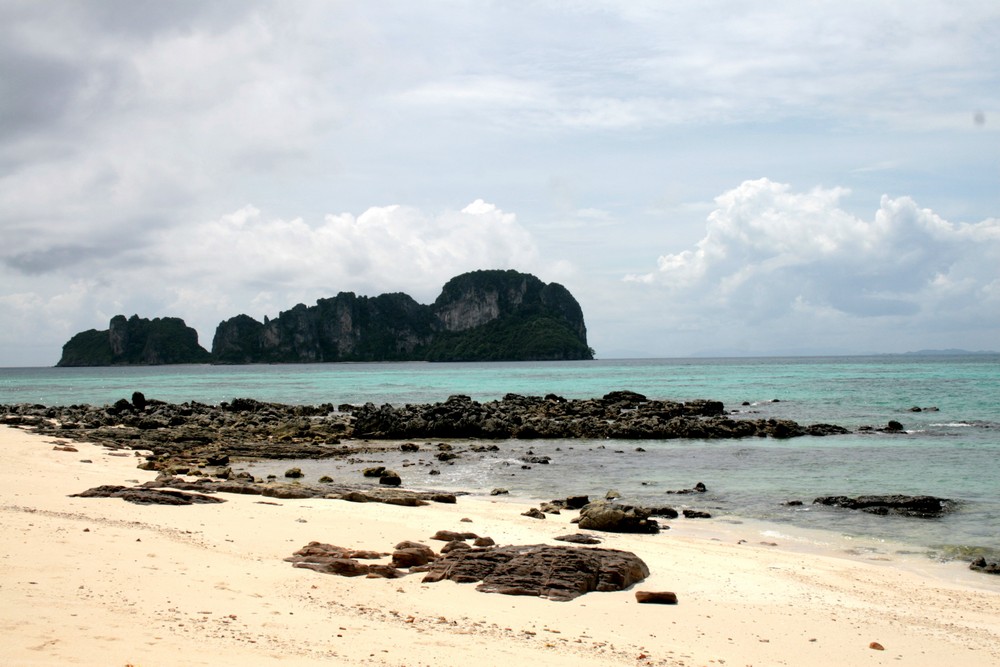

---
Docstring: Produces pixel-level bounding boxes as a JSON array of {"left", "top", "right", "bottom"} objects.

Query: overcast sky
[{"left": 2, "top": 1, "right": 998, "bottom": 366}]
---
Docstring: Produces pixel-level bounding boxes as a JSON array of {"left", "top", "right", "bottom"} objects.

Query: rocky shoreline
[{"left": 1, "top": 390, "right": 850, "bottom": 474}]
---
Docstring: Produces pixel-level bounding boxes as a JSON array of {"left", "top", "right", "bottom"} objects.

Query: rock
[
  {"left": 284, "top": 467, "right": 304, "bottom": 478},
  {"left": 869, "top": 642, "right": 885, "bottom": 651},
  {"left": 682, "top": 509, "right": 711, "bottom": 519},
  {"left": 490, "top": 488, "right": 509, "bottom": 496},
  {"left": 521, "top": 508, "right": 546, "bottom": 519},
  {"left": 378, "top": 470, "right": 401, "bottom": 486},
  {"left": 441, "top": 540, "right": 471, "bottom": 554},
  {"left": 431, "top": 530, "right": 478, "bottom": 542},
  {"left": 577, "top": 500, "right": 659, "bottom": 534},
  {"left": 970, "top": 557, "right": 1000, "bottom": 574},
  {"left": 666, "top": 482, "right": 707, "bottom": 495},
  {"left": 392, "top": 542, "right": 436, "bottom": 568},
  {"left": 473, "top": 536, "right": 496, "bottom": 547},
  {"left": 318, "top": 475, "right": 333, "bottom": 483},
  {"left": 645, "top": 506, "right": 679, "bottom": 519},
  {"left": 294, "top": 559, "right": 370, "bottom": 577},
  {"left": 605, "top": 489, "right": 621, "bottom": 500},
  {"left": 262, "top": 484, "right": 317, "bottom": 499},
  {"left": 564, "top": 495, "right": 590, "bottom": 510},
  {"left": 421, "top": 544, "right": 649, "bottom": 601},
  {"left": 554, "top": 533, "right": 602, "bottom": 545},
  {"left": 362, "top": 466, "right": 386, "bottom": 478},
  {"left": 813, "top": 494, "right": 956, "bottom": 518},
  {"left": 635, "top": 590, "right": 678, "bottom": 604},
  {"left": 884, "top": 420, "right": 905, "bottom": 433},
  {"left": 70, "top": 484, "right": 225, "bottom": 506},
  {"left": 400, "top": 442, "right": 420, "bottom": 452}
]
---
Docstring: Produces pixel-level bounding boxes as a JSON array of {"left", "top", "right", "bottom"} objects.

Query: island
[{"left": 57, "top": 270, "right": 593, "bottom": 365}]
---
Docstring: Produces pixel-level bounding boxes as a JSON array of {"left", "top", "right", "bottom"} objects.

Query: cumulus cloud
[
  {"left": 626, "top": 179, "right": 1000, "bottom": 348},
  {"left": 157, "top": 199, "right": 541, "bottom": 302}
]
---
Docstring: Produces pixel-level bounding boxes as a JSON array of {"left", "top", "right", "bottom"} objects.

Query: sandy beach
[{"left": 2, "top": 424, "right": 999, "bottom": 667}]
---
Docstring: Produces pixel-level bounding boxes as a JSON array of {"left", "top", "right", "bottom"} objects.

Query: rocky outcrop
[
  {"left": 1, "top": 392, "right": 852, "bottom": 476},
  {"left": 57, "top": 315, "right": 211, "bottom": 366},
  {"left": 812, "top": 494, "right": 957, "bottom": 518},
  {"left": 211, "top": 270, "right": 592, "bottom": 363},
  {"left": 350, "top": 391, "right": 848, "bottom": 440},
  {"left": 70, "top": 484, "right": 225, "bottom": 505},
  {"left": 421, "top": 544, "right": 649, "bottom": 601}
]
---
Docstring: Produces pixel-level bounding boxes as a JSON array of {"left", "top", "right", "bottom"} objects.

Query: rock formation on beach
[
  {"left": 212, "top": 269, "right": 592, "bottom": 363},
  {"left": 57, "top": 314, "right": 212, "bottom": 366}
]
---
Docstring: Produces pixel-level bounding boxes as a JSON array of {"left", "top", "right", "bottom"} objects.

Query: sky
[{"left": 2, "top": 0, "right": 999, "bottom": 366}]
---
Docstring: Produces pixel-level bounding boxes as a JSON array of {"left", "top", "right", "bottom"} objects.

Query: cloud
[
  {"left": 156, "top": 198, "right": 541, "bottom": 302},
  {"left": 627, "top": 178, "right": 1000, "bottom": 333}
]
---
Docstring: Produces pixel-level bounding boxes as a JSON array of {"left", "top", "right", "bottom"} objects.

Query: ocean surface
[{"left": 3, "top": 355, "right": 999, "bottom": 564}]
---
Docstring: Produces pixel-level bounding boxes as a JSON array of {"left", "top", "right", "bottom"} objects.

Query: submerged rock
[{"left": 813, "top": 494, "right": 956, "bottom": 518}]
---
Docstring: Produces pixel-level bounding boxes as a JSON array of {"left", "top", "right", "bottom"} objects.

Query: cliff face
[
  {"left": 212, "top": 270, "right": 592, "bottom": 363},
  {"left": 212, "top": 292, "right": 434, "bottom": 364},
  {"left": 57, "top": 315, "right": 212, "bottom": 367}
]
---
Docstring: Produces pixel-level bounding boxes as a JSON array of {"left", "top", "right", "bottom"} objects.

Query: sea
[{"left": 3, "top": 355, "right": 999, "bottom": 569}]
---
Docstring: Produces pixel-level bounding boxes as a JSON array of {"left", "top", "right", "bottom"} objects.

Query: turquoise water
[{"left": 3, "top": 355, "right": 999, "bottom": 559}]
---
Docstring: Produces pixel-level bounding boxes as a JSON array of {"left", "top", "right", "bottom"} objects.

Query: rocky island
[
  {"left": 57, "top": 314, "right": 212, "bottom": 366},
  {"left": 57, "top": 270, "right": 593, "bottom": 365}
]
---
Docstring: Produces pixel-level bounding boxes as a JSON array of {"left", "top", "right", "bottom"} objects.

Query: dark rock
[
  {"left": 284, "top": 467, "right": 304, "bottom": 478},
  {"left": 490, "top": 488, "right": 509, "bottom": 496},
  {"left": 682, "top": 509, "right": 711, "bottom": 519},
  {"left": 70, "top": 484, "right": 225, "bottom": 506},
  {"left": 564, "top": 495, "right": 590, "bottom": 510},
  {"left": 378, "top": 470, "right": 401, "bottom": 486},
  {"left": 431, "top": 530, "right": 478, "bottom": 542},
  {"left": 392, "top": 541, "right": 436, "bottom": 568},
  {"left": 884, "top": 420, "right": 905, "bottom": 433},
  {"left": 362, "top": 466, "right": 386, "bottom": 477},
  {"left": 635, "top": 590, "right": 678, "bottom": 604},
  {"left": 521, "top": 507, "right": 546, "bottom": 519},
  {"left": 554, "top": 533, "right": 603, "bottom": 545},
  {"left": 813, "top": 494, "right": 956, "bottom": 518},
  {"left": 645, "top": 506, "right": 679, "bottom": 519},
  {"left": 578, "top": 500, "right": 659, "bottom": 534},
  {"left": 473, "top": 536, "right": 496, "bottom": 547},
  {"left": 969, "top": 557, "right": 1000, "bottom": 575},
  {"left": 421, "top": 544, "right": 649, "bottom": 601},
  {"left": 400, "top": 442, "right": 420, "bottom": 452},
  {"left": 293, "top": 559, "right": 370, "bottom": 577},
  {"left": 441, "top": 540, "right": 472, "bottom": 554}
]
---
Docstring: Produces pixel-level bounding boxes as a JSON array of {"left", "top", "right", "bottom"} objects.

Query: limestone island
[{"left": 57, "top": 270, "right": 594, "bottom": 366}]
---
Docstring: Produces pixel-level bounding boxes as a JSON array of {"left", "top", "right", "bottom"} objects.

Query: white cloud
[{"left": 627, "top": 179, "right": 1000, "bottom": 346}]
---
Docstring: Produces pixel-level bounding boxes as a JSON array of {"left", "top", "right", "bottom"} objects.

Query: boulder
[
  {"left": 577, "top": 500, "right": 659, "bottom": 534},
  {"left": 421, "top": 544, "right": 649, "bottom": 601}
]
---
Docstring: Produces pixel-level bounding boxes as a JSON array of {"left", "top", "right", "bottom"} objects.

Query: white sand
[{"left": 2, "top": 424, "right": 999, "bottom": 666}]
